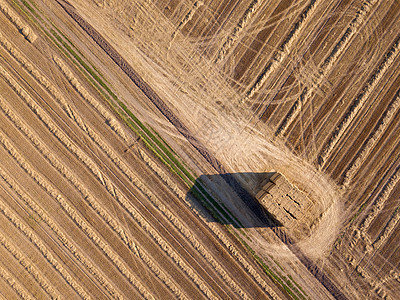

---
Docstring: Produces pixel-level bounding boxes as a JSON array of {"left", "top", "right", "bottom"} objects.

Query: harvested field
[
  {"left": 2, "top": 0, "right": 400, "bottom": 299},
  {"left": 0, "top": 0, "right": 285, "bottom": 299}
]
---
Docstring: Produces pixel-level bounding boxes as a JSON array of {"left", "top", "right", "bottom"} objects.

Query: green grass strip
[
  {"left": 19, "top": 0, "right": 251, "bottom": 241},
  {"left": 116, "top": 102, "right": 193, "bottom": 180},
  {"left": 49, "top": 19, "right": 108, "bottom": 83},
  {"left": 45, "top": 23, "right": 192, "bottom": 185},
  {"left": 14, "top": 0, "right": 193, "bottom": 189},
  {"left": 49, "top": 27, "right": 193, "bottom": 186},
  {"left": 287, "top": 275, "right": 309, "bottom": 299},
  {"left": 149, "top": 125, "right": 178, "bottom": 156},
  {"left": 13, "top": 6, "right": 292, "bottom": 296},
  {"left": 50, "top": 26, "right": 197, "bottom": 186},
  {"left": 228, "top": 228, "right": 299, "bottom": 300},
  {"left": 39, "top": 5, "right": 205, "bottom": 190},
  {"left": 11, "top": 0, "right": 38, "bottom": 23},
  {"left": 20, "top": 0, "right": 40, "bottom": 19},
  {"left": 194, "top": 181, "right": 245, "bottom": 227},
  {"left": 276, "top": 271, "right": 308, "bottom": 300}
]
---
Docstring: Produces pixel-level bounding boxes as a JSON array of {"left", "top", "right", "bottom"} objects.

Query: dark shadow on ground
[
  {"left": 187, "top": 172, "right": 282, "bottom": 228},
  {"left": 188, "top": 173, "right": 348, "bottom": 299}
]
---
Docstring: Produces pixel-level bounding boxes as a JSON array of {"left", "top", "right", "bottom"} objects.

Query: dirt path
[{"left": 55, "top": 1, "right": 350, "bottom": 298}]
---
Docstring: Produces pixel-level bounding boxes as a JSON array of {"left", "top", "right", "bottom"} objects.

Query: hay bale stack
[{"left": 256, "top": 172, "right": 315, "bottom": 236}]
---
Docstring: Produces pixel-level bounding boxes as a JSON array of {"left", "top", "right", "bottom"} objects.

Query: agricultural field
[{"left": 1, "top": 0, "right": 400, "bottom": 299}]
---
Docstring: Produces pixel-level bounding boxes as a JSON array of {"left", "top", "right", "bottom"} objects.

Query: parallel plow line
[
  {"left": 0, "top": 60, "right": 217, "bottom": 299},
  {"left": 54, "top": 2, "right": 309, "bottom": 298},
  {"left": 0, "top": 163, "right": 123, "bottom": 299},
  {"left": 318, "top": 34, "right": 400, "bottom": 168},
  {"left": 0, "top": 96, "right": 124, "bottom": 300},
  {"left": 0, "top": 130, "right": 154, "bottom": 299},
  {"left": 290, "top": 5, "right": 400, "bottom": 161},
  {"left": 353, "top": 163, "right": 400, "bottom": 253},
  {"left": 170, "top": 0, "right": 204, "bottom": 43},
  {"left": 243, "top": 0, "right": 322, "bottom": 102},
  {"left": 214, "top": 0, "right": 263, "bottom": 64},
  {"left": 0, "top": 230, "right": 61, "bottom": 299},
  {"left": 53, "top": 56, "right": 128, "bottom": 142},
  {"left": 371, "top": 207, "right": 400, "bottom": 252},
  {"left": 343, "top": 91, "right": 400, "bottom": 186},
  {"left": 47, "top": 63, "right": 223, "bottom": 299},
  {"left": 276, "top": 0, "right": 379, "bottom": 137},
  {"left": 0, "top": 199, "right": 90, "bottom": 299},
  {"left": 0, "top": 0, "right": 36, "bottom": 42},
  {"left": 0, "top": 262, "right": 33, "bottom": 300},
  {"left": 0, "top": 31, "right": 128, "bottom": 144},
  {"left": 0, "top": 92, "right": 186, "bottom": 299},
  {"left": 257, "top": 0, "right": 358, "bottom": 129},
  {"left": 0, "top": 68, "right": 154, "bottom": 299},
  {"left": 14, "top": 1, "right": 302, "bottom": 297},
  {"left": 138, "top": 148, "right": 252, "bottom": 300}
]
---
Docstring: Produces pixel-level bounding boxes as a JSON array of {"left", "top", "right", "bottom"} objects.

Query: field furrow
[
  {"left": 0, "top": 163, "right": 124, "bottom": 299},
  {"left": 170, "top": 1, "right": 203, "bottom": 42},
  {"left": 322, "top": 50, "right": 400, "bottom": 179},
  {"left": 0, "top": 80, "right": 188, "bottom": 299},
  {"left": 0, "top": 0, "right": 36, "bottom": 43},
  {"left": 255, "top": 0, "right": 349, "bottom": 123},
  {"left": 0, "top": 263, "right": 33, "bottom": 300},
  {"left": 354, "top": 163, "right": 400, "bottom": 253},
  {"left": 0, "top": 230, "right": 61, "bottom": 299},
  {"left": 0, "top": 197, "right": 90, "bottom": 299},
  {"left": 214, "top": 0, "right": 263, "bottom": 64},
  {"left": 342, "top": 91, "right": 400, "bottom": 187},
  {"left": 275, "top": 0, "right": 379, "bottom": 137},
  {"left": 3, "top": 0, "right": 400, "bottom": 298},
  {"left": 266, "top": 0, "right": 381, "bottom": 136},
  {"left": 3, "top": 52, "right": 234, "bottom": 298},
  {"left": 318, "top": 34, "right": 400, "bottom": 168},
  {"left": 1, "top": 38, "right": 243, "bottom": 298},
  {"left": 243, "top": 0, "right": 323, "bottom": 103},
  {"left": 290, "top": 0, "right": 400, "bottom": 156},
  {"left": 0, "top": 129, "right": 156, "bottom": 299},
  {"left": 53, "top": 56, "right": 128, "bottom": 142}
]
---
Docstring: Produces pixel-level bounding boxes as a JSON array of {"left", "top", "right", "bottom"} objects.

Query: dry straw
[
  {"left": 349, "top": 164, "right": 400, "bottom": 256},
  {"left": 361, "top": 164, "right": 400, "bottom": 232},
  {"left": 138, "top": 152, "right": 279, "bottom": 299},
  {"left": 355, "top": 262, "right": 386, "bottom": 298},
  {"left": 0, "top": 231, "right": 61, "bottom": 299},
  {"left": 0, "top": 0, "right": 36, "bottom": 43},
  {"left": 0, "top": 19, "right": 279, "bottom": 299},
  {"left": 215, "top": 0, "right": 261, "bottom": 64},
  {"left": 0, "top": 65, "right": 153, "bottom": 299},
  {"left": 361, "top": 167, "right": 400, "bottom": 232},
  {"left": 244, "top": 0, "right": 322, "bottom": 102},
  {"left": 0, "top": 201, "right": 90, "bottom": 299},
  {"left": 380, "top": 270, "right": 400, "bottom": 285},
  {"left": 276, "top": 0, "right": 379, "bottom": 137},
  {"left": 0, "top": 31, "right": 127, "bottom": 143},
  {"left": 0, "top": 95, "right": 186, "bottom": 299},
  {"left": 0, "top": 62, "right": 209, "bottom": 298},
  {"left": 171, "top": 1, "right": 203, "bottom": 42},
  {"left": 53, "top": 56, "right": 128, "bottom": 142},
  {"left": 372, "top": 209, "right": 400, "bottom": 251},
  {"left": 0, "top": 97, "right": 123, "bottom": 299},
  {"left": 0, "top": 263, "right": 33, "bottom": 300},
  {"left": 0, "top": 130, "right": 153, "bottom": 300},
  {"left": 343, "top": 92, "right": 400, "bottom": 186},
  {"left": 138, "top": 149, "right": 251, "bottom": 299},
  {"left": 319, "top": 35, "right": 400, "bottom": 167}
]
